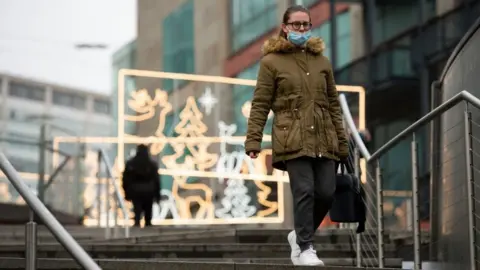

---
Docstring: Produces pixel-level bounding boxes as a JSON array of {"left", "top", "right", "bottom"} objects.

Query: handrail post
[
  {"left": 0, "top": 153, "right": 101, "bottom": 270},
  {"left": 375, "top": 160, "right": 385, "bottom": 268},
  {"left": 354, "top": 147, "right": 362, "bottom": 267},
  {"left": 411, "top": 133, "right": 422, "bottom": 270},
  {"left": 96, "top": 151, "right": 102, "bottom": 227},
  {"left": 99, "top": 149, "right": 130, "bottom": 238},
  {"left": 464, "top": 102, "right": 476, "bottom": 269},
  {"left": 105, "top": 154, "right": 111, "bottom": 239},
  {"left": 25, "top": 209, "right": 37, "bottom": 270},
  {"left": 113, "top": 196, "right": 119, "bottom": 238}
]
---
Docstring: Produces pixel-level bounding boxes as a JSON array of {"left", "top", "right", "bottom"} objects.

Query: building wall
[{"left": 436, "top": 18, "right": 480, "bottom": 269}]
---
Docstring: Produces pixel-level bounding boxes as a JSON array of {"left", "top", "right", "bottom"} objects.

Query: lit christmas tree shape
[{"left": 215, "top": 121, "right": 257, "bottom": 219}]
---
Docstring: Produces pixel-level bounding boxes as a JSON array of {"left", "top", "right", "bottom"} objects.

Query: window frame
[
  {"left": 229, "top": 0, "right": 278, "bottom": 53},
  {"left": 52, "top": 90, "right": 87, "bottom": 110},
  {"left": 8, "top": 81, "right": 46, "bottom": 102}
]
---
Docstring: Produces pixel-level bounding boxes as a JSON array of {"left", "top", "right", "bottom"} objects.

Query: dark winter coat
[
  {"left": 122, "top": 145, "right": 160, "bottom": 202},
  {"left": 245, "top": 36, "right": 349, "bottom": 171}
]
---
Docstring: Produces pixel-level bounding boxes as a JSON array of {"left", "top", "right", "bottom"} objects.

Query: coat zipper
[{"left": 304, "top": 49, "right": 322, "bottom": 158}]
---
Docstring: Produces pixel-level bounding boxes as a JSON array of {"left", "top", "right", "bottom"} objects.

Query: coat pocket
[
  {"left": 272, "top": 113, "right": 303, "bottom": 155},
  {"left": 324, "top": 110, "right": 339, "bottom": 153}
]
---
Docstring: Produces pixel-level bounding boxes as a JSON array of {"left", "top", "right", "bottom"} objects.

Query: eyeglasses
[{"left": 286, "top": 21, "right": 312, "bottom": 31}]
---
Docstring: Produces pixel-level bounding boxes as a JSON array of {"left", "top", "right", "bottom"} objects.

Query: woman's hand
[{"left": 247, "top": 151, "right": 259, "bottom": 159}]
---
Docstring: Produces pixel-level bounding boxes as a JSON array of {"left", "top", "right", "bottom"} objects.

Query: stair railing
[
  {"left": 339, "top": 90, "right": 480, "bottom": 269},
  {"left": 97, "top": 148, "right": 130, "bottom": 239},
  {"left": 0, "top": 153, "right": 101, "bottom": 270}
]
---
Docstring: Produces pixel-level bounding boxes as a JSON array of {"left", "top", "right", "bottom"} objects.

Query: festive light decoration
[
  {"left": 215, "top": 121, "right": 257, "bottom": 218},
  {"left": 198, "top": 87, "right": 218, "bottom": 116},
  {"left": 161, "top": 96, "right": 217, "bottom": 219},
  {"left": 45, "top": 68, "right": 366, "bottom": 226}
]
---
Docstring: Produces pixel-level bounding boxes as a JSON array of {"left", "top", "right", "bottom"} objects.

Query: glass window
[
  {"left": 230, "top": 0, "right": 277, "bottom": 53},
  {"left": 311, "top": 12, "right": 351, "bottom": 69},
  {"left": 8, "top": 81, "right": 45, "bottom": 102},
  {"left": 374, "top": 2, "right": 426, "bottom": 45},
  {"left": 52, "top": 90, "right": 86, "bottom": 110},
  {"left": 93, "top": 99, "right": 110, "bottom": 115},
  {"left": 162, "top": 0, "right": 195, "bottom": 92},
  {"left": 295, "top": 0, "right": 319, "bottom": 7}
]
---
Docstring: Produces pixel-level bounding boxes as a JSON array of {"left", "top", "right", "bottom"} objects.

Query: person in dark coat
[{"left": 122, "top": 144, "right": 160, "bottom": 227}]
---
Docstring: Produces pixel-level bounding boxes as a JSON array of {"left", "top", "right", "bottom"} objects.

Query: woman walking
[{"left": 245, "top": 5, "right": 348, "bottom": 266}]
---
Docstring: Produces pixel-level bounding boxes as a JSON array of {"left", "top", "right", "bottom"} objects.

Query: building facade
[{"left": 0, "top": 73, "right": 112, "bottom": 195}]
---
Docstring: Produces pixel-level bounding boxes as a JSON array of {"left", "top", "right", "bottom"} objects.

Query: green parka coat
[{"left": 245, "top": 36, "right": 349, "bottom": 171}]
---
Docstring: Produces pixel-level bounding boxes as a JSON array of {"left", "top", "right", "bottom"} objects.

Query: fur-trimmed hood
[{"left": 262, "top": 36, "right": 325, "bottom": 55}]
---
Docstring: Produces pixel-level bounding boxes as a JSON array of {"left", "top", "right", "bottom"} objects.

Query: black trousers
[
  {"left": 286, "top": 157, "right": 336, "bottom": 249},
  {"left": 132, "top": 198, "right": 153, "bottom": 226}
]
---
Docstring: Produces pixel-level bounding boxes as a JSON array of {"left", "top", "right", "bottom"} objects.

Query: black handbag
[{"left": 329, "top": 160, "right": 366, "bottom": 233}]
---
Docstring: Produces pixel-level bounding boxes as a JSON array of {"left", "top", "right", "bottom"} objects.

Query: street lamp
[{"left": 74, "top": 43, "right": 108, "bottom": 50}]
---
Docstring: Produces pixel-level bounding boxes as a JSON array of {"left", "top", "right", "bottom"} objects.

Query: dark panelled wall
[{"left": 436, "top": 17, "right": 480, "bottom": 270}]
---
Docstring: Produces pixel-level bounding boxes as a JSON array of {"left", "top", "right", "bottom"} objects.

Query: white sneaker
[
  {"left": 287, "top": 230, "right": 301, "bottom": 265},
  {"left": 298, "top": 246, "right": 325, "bottom": 266}
]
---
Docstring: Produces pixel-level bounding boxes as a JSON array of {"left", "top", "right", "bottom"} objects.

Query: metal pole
[
  {"left": 329, "top": 0, "right": 338, "bottom": 70},
  {"left": 96, "top": 151, "right": 102, "bottom": 227},
  {"left": 25, "top": 209, "right": 37, "bottom": 270},
  {"left": 429, "top": 81, "right": 441, "bottom": 261},
  {"left": 113, "top": 196, "right": 119, "bottom": 238},
  {"left": 464, "top": 103, "right": 476, "bottom": 270},
  {"left": 73, "top": 145, "right": 82, "bottom": 216},
  {"left": 411, "top": 133, "right": 422, "bottom": 270},
  {"left": 105, "top": 162, "right": 111, "bottom": 239},
  {"left": 0, "top": 153, "right": 101, "bottom": 270},
  {"left": 354, "top": 147, "right": 362, "bottom": 267},
  {"left": 99, "top": 149, "right": 130, "bottom": 238},
  {"left": 37, "top": 124, "right": 46, "bottom": 202},
  {"left": 375, "top": 160, "right": 385, "bottom": 268}
]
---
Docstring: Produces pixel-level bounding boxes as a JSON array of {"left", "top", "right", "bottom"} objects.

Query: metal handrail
[
  {"left": 340, "top": 90, "right": 480, "bottom": 162},
  {"left": 99, "top": 149, "right": 130, "bottom": 238},
  {"left": 369, "top": 90, "right": 480, "bottom": 161},
  {"left": 0, "top": 153, "right": 101, "bottom": 270},
  {"left": 339, "top": 94, "right": 371, "bottom": 160},
  {"left": 339, "top": 90, "right": 480, "bottom": 269}
]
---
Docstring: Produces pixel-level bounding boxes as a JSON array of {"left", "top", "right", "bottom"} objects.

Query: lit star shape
[{"left": 198, "top": 87, "right": 218, "bottom": 116}]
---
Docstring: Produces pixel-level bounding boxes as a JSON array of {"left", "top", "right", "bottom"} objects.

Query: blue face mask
[{"left": 288, "top": 31, "right": 312, "bottom": 46}]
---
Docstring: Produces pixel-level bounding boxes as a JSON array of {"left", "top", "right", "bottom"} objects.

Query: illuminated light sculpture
[
  {"left": 161, "top": 96, "right": 217, "bottom": 220},
  {"left": 215, "top": 121, "right": 257, "bottom": 219},
  {"left": 46, "top": 69, "right": 365, "bottom": 226},
  {"left": 198, "top": 87, "right": 218, "bottom": 116},
  {"left": 125, "top": 88, "right": 173, "bottom": 155}
]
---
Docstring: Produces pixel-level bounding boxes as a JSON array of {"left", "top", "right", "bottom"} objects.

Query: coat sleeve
[
  {"left": 325, "top": 59, "right": 348, "bottom": 159},
  {"left": 245, "top": 58, "right": 275, "bottom": 154},
  {"left": 152, "top": 162, "right": 161, "bottom": 201},
  {"left": 122, "top": 162, "right": 132, "bottom": 200}
]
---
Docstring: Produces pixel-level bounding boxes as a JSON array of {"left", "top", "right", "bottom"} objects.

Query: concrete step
[
  {"left": 0, "top": 257, "right": 399, "bottom": 269},
  {"left": 0, "top": 243, "right": 397, "bottom": 259},
  {"left": 80, "top": 229, "right": 380, "bottom": 245},
  {"left": 0, "top": 227, "right": 387, "bottom": 245}
]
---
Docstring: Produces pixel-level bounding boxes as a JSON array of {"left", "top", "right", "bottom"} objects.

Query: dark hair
[{"left": 278, "top": 5, "right": 311, "bottom": 39}]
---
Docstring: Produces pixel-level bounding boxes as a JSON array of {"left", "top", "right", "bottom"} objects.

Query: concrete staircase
[{"left": 0, "top": 225, "right": 401, "bottom": 269}]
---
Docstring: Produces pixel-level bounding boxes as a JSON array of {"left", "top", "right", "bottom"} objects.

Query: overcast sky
[{"left": 0, "top": 0, "right": 137, "bottom": 95}]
